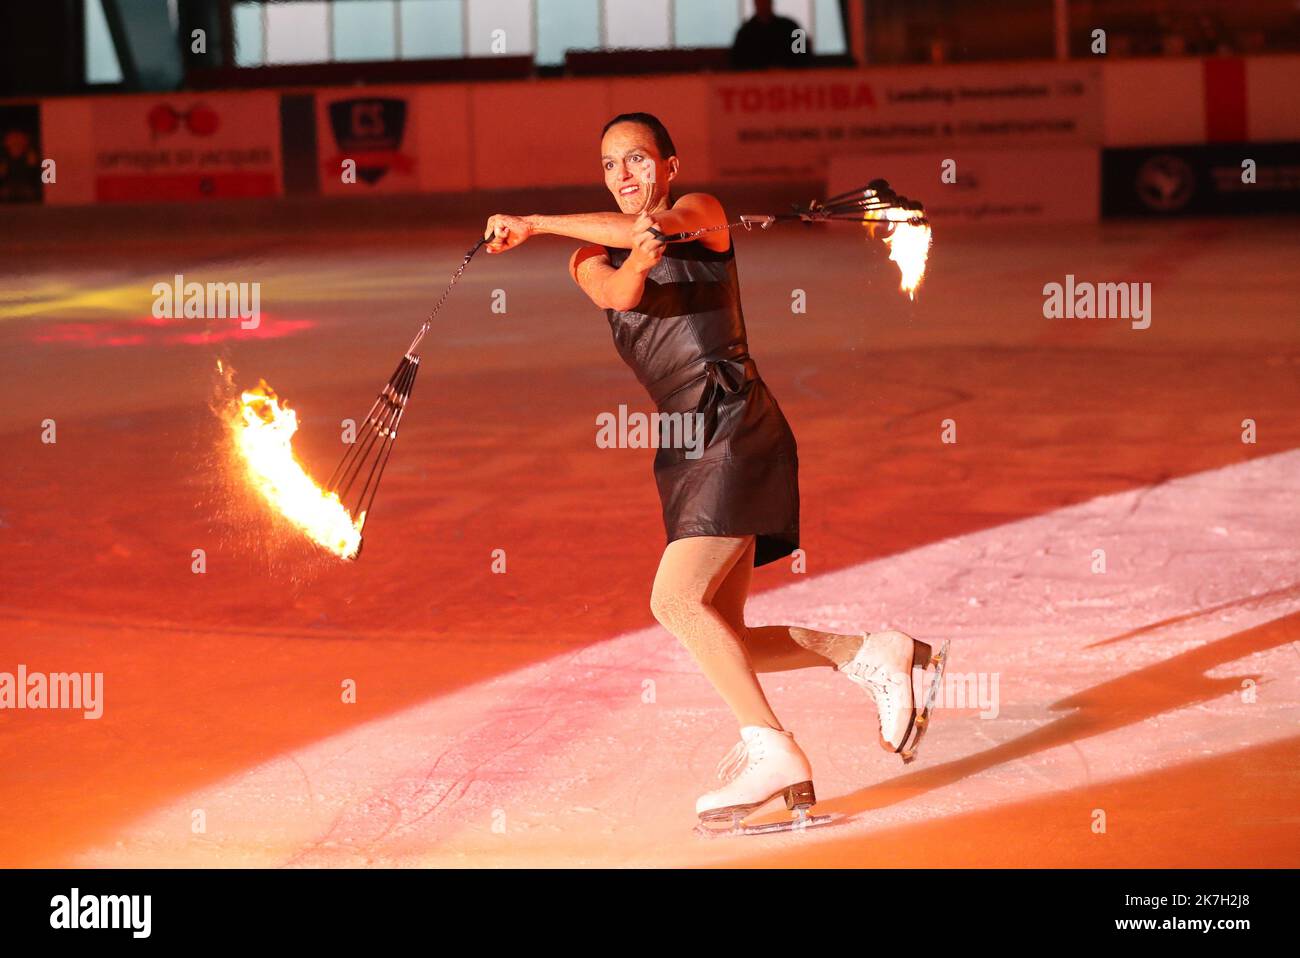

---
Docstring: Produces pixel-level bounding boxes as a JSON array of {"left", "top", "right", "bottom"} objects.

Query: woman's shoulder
[
  {"left": 672, "top": 192, "right": 727, "bottom": 219},
  {"left": 671, "top": 193, "right": 731, "bottom": 255}
]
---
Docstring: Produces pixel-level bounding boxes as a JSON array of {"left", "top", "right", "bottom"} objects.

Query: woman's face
[{"left": 601, "top": 122, "right": 673, "bottom": 214}]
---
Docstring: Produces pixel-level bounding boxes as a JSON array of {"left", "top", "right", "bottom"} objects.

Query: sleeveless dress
[{"left": 602, "top": 237, "right": 799, "bottom": 567}]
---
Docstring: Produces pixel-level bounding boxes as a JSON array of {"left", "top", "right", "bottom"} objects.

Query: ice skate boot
[
  {"left": 694, "top": 726, "right": 832, "bottom": 836},
  {"left": 840, "top": 630, "right": 950, "bottom": 764}
]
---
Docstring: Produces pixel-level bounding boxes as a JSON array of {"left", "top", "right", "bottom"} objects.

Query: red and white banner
[
  {"left": 1103, "top": 56, "right": 1300, "bottom": 147},
  {"left": 91, "top": 92, "right": 281, "bottom": 202},
  {"left": 709, "top": 63, "right": 1103, "bottom": 180}
]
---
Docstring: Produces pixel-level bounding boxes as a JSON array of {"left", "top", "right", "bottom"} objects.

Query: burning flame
[
  {"left": 880, "top": 219, "right": 932, "bottom": 299},
  {"left": 227, "top": 377, "right": 362, "bottom": 559}
]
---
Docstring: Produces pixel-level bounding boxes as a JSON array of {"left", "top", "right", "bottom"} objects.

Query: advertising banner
[
  {"left": 1102, "top": 142, "right": 1300, "bottom": 216},
  {"left": 315, "top": 87, "right": 421, "bottom": 196},
  {"left": 710, "top": 63, "right": 1103, "bottom": 180},
  {"left": 0, "top": 104, "right": 44, "bottom": 203},
  {"left": 92, "top": 92, "right": 281, "bottom": 202},
  {"left": 830, "top": 147, "right": 1100, "bottom": 224}
]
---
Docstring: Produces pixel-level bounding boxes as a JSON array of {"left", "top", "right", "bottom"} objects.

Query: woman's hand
[
  {"left": 483, "top": 214, "right": 534, "bottom": 253},
  {"left": 627, "top": 212, "right": 665, "bottom": 271}
]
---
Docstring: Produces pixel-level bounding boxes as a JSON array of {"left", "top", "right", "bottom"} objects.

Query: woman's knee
[{"left": 649, "top": 587, "right": 708, "bottom": 634}]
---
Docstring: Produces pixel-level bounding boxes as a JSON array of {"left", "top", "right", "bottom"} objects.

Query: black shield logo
[{"left": 328, "top": 98, "right": 408, "bottom": 185}]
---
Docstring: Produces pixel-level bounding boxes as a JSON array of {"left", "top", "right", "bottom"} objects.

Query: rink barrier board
[
  {"left": 1101, "top": 140, "right": 1300, "bottom": 217},
  {"left": 1, "top": 55, "right": 1297, "bottom": 208}
]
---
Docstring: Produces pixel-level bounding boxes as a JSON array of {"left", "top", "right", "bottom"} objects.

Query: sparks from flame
[
  {"left": 879, "top": 219, "right": 932, "bottom": 299},
  {"left": 224, "top": 371, "right": 362, "bottom": 559}
]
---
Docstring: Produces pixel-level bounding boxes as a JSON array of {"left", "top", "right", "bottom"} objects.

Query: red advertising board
[{"left": 92, "top": 92, "right": 281, "bottom": 202}]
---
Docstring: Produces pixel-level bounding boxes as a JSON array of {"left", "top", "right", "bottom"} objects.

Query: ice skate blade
[
  {"left": 695, "top": 782, "right": 826, "bottom": 836},
  {"left": 696, "top": 780, "right": 815, "bottom": 824},
  {"left": 900, "top": 639, "right": 950, "bottom": 764},
  {"left": 694, "top": 809, "right": 834, "bottom": 838}
]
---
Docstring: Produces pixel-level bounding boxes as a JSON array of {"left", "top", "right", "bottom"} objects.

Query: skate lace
[
  {"left": 844, "top": 659, "right": 893, "bottom": 692},
  {"left": 715, "top": 740, "right": 750, "bottom": 782},
  {"left": 845, "top": 660, "right": 908, "bottom": 728}
]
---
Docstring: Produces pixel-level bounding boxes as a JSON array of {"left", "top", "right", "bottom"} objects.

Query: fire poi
[
  {"left": 649, "top": 178, "right": 932, "bottom": 297},
  {"left": 228, "top": 180, "right": 931, "bottom": 559},
  {"left": 222, "top": 367, "right": 363, "bottom": 558}
]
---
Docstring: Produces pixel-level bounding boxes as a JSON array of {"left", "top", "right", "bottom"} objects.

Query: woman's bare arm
[
  {"left": 534, "top": 193, "right": 725, "bottom": 246},
  {"left": 568, "top": 213, "right": 666, "bottom": 310},
  {"left": 486, "top": 194, "right": 727, "bottom": 252}
]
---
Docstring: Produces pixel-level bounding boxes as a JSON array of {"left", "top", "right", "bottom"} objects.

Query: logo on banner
[
  {"left": 326, "top": 98, "right": 414, "bottom": 185},
  {"left": 1136, "top": 155, "right": 1194, "bottom": 212},
  {"left": 147, "top": 103, "right": 221, "bottom": 140},
  {"left": 0, "top": 104, "right": 44, "bottom": 203}
]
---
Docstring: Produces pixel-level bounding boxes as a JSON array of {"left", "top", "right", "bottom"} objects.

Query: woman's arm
[
  {"left": 485, "top": 193, "right": 727, "bottom": 252},
  {"left": 535, "top": 193, "right": 725, "bottom": 246},
  {"left": 568, "top": 214, "right": 665, "bottom": 310}
]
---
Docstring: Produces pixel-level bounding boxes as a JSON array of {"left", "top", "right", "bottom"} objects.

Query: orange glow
[
  {"left": 879, "top": 220, "right": 932, "bottom": 299},
  {"left": 226, "top": 372, "right": 361, "bottom": 559}
]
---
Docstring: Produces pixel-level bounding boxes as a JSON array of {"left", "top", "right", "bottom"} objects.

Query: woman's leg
[
  {"left": 650, "top": 535, "right": 783, "bottom": 730},
  {"left": 710, "top": 539, "right": 825, "bottom": 672},
  {"left": 748, "top": 624, "right": 865, "bottom": 672},
  {"left": 698, "top": 542, "right": 936, "bottom": 762},
  {"left": 709, "top": 540, "right": 871, "bottom": 673}
]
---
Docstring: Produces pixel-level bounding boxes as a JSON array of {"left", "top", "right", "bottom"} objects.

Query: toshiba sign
[{"left": 711, "top": 64, "right": 1102, "bottom": 180}]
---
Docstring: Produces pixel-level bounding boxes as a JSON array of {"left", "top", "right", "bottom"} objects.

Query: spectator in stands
[{"left": 731, "top": 0, "right": 812, "bottom": 70}]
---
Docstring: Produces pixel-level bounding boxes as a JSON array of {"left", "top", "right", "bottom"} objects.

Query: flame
[
  {"left": 880, "top": 219, "right": 932, "bottom": 299},
  {"left": 227, "top": 379, "right": 362, "bottom": 559}
]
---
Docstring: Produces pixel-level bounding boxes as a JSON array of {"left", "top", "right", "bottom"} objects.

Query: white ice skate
[
  {"left": 840, "top": 630, "right": 950, "bottom": 764},
  {"left": 694, "top": 726, "right": 832, "bottom": 836}
]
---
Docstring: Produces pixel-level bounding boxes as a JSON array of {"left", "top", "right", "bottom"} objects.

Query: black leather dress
[{"left": 602, "top": 237, "right": 799, "bottom": 567}]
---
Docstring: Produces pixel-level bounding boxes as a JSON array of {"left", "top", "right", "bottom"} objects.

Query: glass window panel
[
  {"left": 399, "top": 0, "right": 464, "bottom": 59},
  {"left": 465, "top": 0, "right": 533, "bottom": 57},
  {"left": 814, "top": 0, "right": 846, "bottom": 54},
  {"left": 265, "top": 0, "right": 330, "bottom": 65},
  {"left": 537, "top": 0, "right": 599, "bottom": 65},
  {"left": 84, "top": 0, "right": 125, "bottom": 82},
  {"left": 232, "top": 1, "right": 264, "bottom": 66},
  {"left": 604, "top": 0, "right": 669, "bottom": 49},
  {"left": 334, "top": 0, "right": 397, "bottom": 62},
  {"left": 674, "top": 0, "right": 740, "bottom": 48}
]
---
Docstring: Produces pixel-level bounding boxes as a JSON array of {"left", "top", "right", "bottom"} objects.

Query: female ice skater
[{"left": 483, "top": 113, "right": 944, "bottom": 832}]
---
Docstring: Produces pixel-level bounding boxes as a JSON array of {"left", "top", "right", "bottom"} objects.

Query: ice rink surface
[{"left": 1, "top": 203, "right": 1297, "bottom": 866}]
